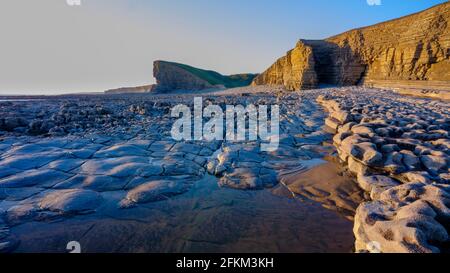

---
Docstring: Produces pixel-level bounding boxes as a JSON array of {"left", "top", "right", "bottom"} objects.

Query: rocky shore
[
  {"left": 318, "top": 89, "right": 450, "bottom": 253},
  {"left": 0, "top": 88, "right": 335, "bottom": 252},
  {"left": 0, "top": 86, "right": 448, "bottom": 253}
]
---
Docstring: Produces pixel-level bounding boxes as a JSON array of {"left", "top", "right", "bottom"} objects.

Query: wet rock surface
[
  {"left": 0, "top": 87, "right": 347, "bottom": 252},
  {"left": 0, "top": 86, "right": 447, "bottom": 253}
]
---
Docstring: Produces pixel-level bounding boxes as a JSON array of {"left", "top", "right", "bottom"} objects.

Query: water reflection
[{"left": 12, "top": 174, "right": 354, "bottom": 253}]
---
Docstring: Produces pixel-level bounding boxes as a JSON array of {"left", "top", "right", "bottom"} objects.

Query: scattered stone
[
  {"left": 356, "top": 175, "right": 400, "bottom": 200},
  {"left": 350, "top": 142, "right": 383, "bottom": 166},
  {"left": 400, "top": 150, "right": 421, "bottom": 171},
  {"left": 325, "top": 117, "right": 341, "bottom": 131},
  {"left": 348, "top": 157, "right": 369, "bottom": 176},
  {"left": 351, "top": 125, "right": 375, "bottom": 138},
  {"left": 396, "top": 171, "right": 431, "bottom": 184},
  {"left": 421, "top": 155, "right": 448, "bottom": 175}
]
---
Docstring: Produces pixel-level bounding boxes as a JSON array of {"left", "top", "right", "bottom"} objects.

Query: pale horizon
[{"left": 0, "top": 0, "right": 447, "bottom": 95}]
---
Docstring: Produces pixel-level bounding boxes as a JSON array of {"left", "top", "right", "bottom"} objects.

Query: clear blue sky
[{"left": 0, "top": 0, "right": 447, "bottom": 94}]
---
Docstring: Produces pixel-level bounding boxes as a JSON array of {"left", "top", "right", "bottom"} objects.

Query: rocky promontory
[
  {"left": 253, "top": 2, "right": 450, "bottom": 97},
  {"left": 103, "top": 61, "right": 257, "bottom": 94},
  {"left": 105, "top": 85, "right": 155, "bottom": 94},
  {"left": 153, "top": 61, "right": 257, "bottom": 92}
]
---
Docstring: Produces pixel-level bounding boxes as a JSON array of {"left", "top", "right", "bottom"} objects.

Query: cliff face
[
  {"left": 327, "top": 2, "right": 450, "bottom": 85},
  {"left": 253, "top": 2, "right": 450, "bottom": 92},
  {"left": 154, "top": 61, "right": 257, "bottom": 92},
  {"left": 153, "top": 61, "right": 215, "bottom": 92},
  {"left": 252, "top": 41, "right": 318, "bottom": 90}
]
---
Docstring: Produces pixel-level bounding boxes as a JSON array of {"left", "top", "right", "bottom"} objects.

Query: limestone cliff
[
  {"left": 154, "top": 61, "right": 257, "bottom": 92},
  {"left": 253, "top": 2, "right": 450, "bottom": 92},
  {"left": 252, "top": 40, "right": 318, "bottom": 90}
]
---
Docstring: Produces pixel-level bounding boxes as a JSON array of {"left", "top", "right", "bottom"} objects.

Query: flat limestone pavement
[{"left": 0, "top": 86, "right": 447, "bottom": 253}]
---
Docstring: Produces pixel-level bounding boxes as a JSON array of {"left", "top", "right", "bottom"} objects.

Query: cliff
[
  {"left": 104, "top": 85, "right": 155, "bottom": 94},
  {"left": 253, "top": 2, "right": 450, "bottom": 93},
  {"left": 153, "top": 61, "right": 257, "bottom": 92},
  {"left": 251, "top": 40, "right": 318, "bottom": 90}
]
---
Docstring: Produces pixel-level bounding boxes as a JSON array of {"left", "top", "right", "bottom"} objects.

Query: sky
[{"left": 0, "top": 0, "right": 447, "bottom": 95}]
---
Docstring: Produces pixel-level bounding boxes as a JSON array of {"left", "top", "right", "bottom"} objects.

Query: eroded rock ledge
[{"left": 318, "top": 90, "right": 450, "bottom": 253}]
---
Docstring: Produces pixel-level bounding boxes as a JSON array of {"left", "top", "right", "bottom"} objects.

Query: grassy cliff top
[{"left": 158, "top": 61, "right": 258, "bottom": 88}]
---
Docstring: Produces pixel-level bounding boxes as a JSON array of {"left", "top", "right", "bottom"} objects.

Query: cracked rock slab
[
  {"left": 120, "top": 180, "right": 190, "bottom": 208},
  {"left": 39, "top": 189, "right": 103, "bottom": 215},
  {"left": 0, "top": 169, "right": 72, "bottom": 189}
]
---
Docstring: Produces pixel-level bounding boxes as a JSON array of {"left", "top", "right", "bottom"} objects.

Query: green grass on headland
[{"left": 161, "top": 61, "right": 258, "bottom": 88}]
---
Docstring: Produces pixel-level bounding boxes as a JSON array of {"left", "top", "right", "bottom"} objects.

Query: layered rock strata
[
  {"left": 251, "top": 40, "right": 318, "bottom": 90},
  {"left": 253, "top": 2, "right": 450, "bottom": 94}
]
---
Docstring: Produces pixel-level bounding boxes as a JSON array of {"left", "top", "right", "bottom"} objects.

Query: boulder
[
  {"left": 400, "top": 150, "right": 421, "bottom": 171},
  {"left": 351, "top": 125, "right": 375, "bottom": 138},
  {"left": 421, "top": 155, "right": 448, "bottom": 175},
  {"left": 348, "top": 157, "right": 369, "bottom": 176},
  {"left": 325, "top": 117, "right": 341, "bottom": 131},
  {"left": 350, "top": 142, "right": 383, "bottom": 166},
  {"left": 356, "top": 175, "right": 400, "bottom": 200}
]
